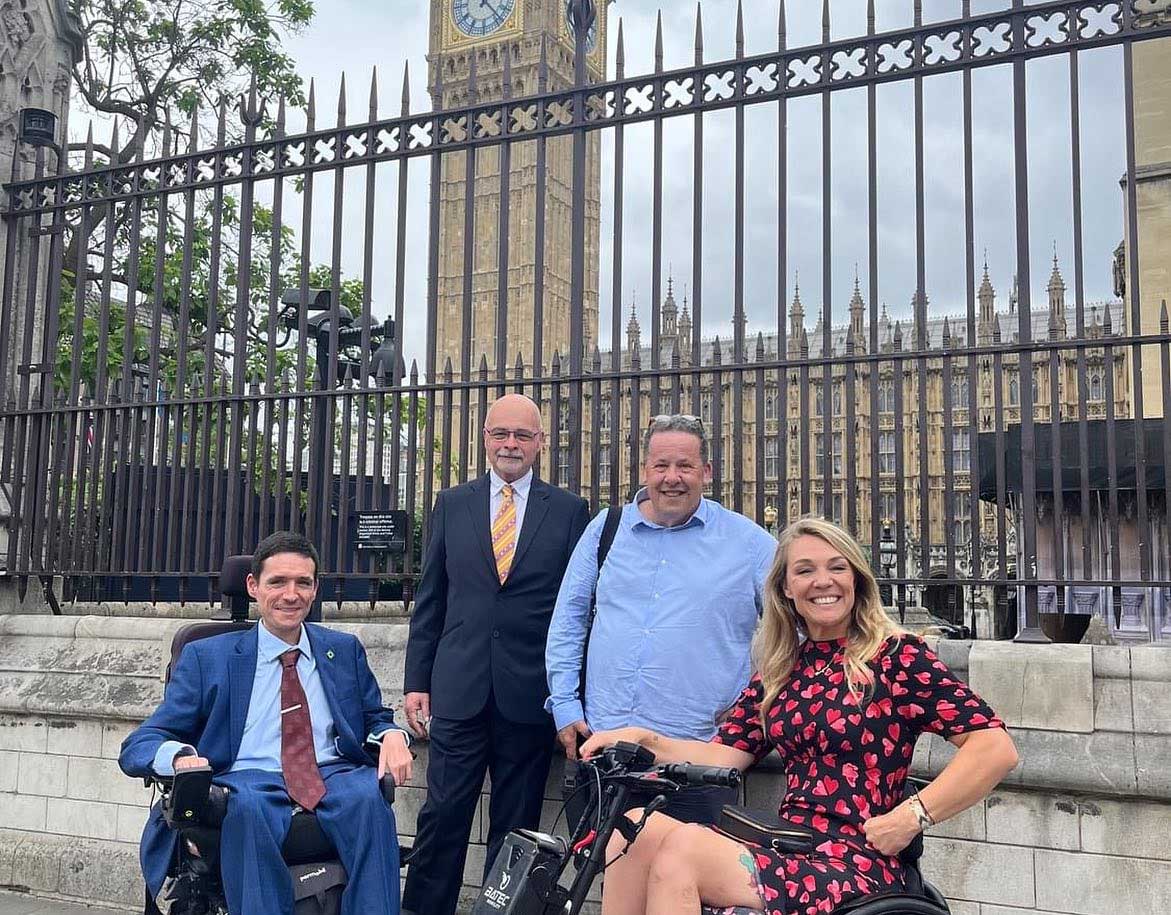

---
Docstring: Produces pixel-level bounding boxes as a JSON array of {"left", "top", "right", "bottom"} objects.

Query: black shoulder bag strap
[{"left": 578, "top": 505, "right": 623, "bottom": 704}]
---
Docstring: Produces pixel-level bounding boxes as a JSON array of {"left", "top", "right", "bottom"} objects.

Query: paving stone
[
  {"left": 1078, "top": 796, "right": 1171, "bottom": 861},
  {"left": 920, "top": 837, "right": 1034, "bottom": 908},
  {"left": 1094, "top": 676, "right": 1134, "bottom": 732},
  {"left": 66, "top": 757, "right": 151, "bottom": 807},
  {"left": 1132, "top": 674, "right": 1171, "bottom": 735},
  {"left": 1136, "top": 734, "right": 1171, "bottom": 799},
  {"left": 45, "top": 799, "right": 120, "bottom": 841},
  {"left": 1035, "top": 847, "right": 1171, "bottom": 913},
  {"left": 0, "top": 750, "right": 18, "bottom": 793},
  {"left": 0, "top": 794, "right": 47, "bottom": 832},
  {"left": 11, "top": 837, "right": 60, "bottom": 893},
  {"left": 0, "top": 717, "right": 47, "bottom": 753},
  {"left": 43, "top": 720, "right": 102, "bottom": 757},
  {"left": 16, "top": 754, "right": 67, "bottom": 798},
  {"left": 985, "top": 790, "right": 1079, "bottom": 851},
  {"left": 968, "top": 642, "right": 1094, "bottom": 734},
  {"left": 56, "top": 838, "right": 142, "bottom": 908}
]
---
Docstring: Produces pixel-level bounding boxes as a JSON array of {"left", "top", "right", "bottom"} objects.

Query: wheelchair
[
  {"left": 471, "top": 742, "right": 950, "bottom": 915},
  {"left": 140, "top": 555, "right": 402, "bottom": 915}
]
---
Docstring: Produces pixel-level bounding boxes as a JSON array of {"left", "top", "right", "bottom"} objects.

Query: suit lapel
[
  {"left": 509, "top": 479, "right": 550, "bottom": 578},
  {"left": 466, "top": 474, "right": 498, "bottom": 576},
  {"left": 306, "top": 625, "right": 352, "bottom": 748},
  {"left": 228, "top": 628, "right": 258, "bottom": 763}
]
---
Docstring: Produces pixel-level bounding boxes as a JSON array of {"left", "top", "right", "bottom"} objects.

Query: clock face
[
  {"left": 452, "top": 0, "right": 516, "bottom": 38},
  {"left": 564, "top": 1, "right": 599, "bottom": 53}
]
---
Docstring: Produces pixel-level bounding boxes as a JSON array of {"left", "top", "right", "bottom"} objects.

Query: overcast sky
[{"left": 265, "top": 0, "right": 1130, "bottom": 372}]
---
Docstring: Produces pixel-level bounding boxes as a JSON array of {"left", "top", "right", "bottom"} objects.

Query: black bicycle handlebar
[{"left": 654, "top": 762, "right": 742, "bottom": 789}]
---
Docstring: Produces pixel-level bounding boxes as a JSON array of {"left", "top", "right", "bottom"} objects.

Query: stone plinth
[{"left": 0, "top": 616, "right": 1168, "bottom": 914}]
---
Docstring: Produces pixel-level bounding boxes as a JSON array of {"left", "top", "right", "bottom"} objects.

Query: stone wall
[{"left": 0, "top": 615, "right": 1168, "bottom": 914}]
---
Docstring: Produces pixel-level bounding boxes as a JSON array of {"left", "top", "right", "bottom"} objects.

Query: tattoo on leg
[{"left": 738, "top": 850, "right": 765, "bottom": 900}]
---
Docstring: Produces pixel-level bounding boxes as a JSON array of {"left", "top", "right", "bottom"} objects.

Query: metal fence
[{"left": 2, "top": 0, "right": 1170, "bottom": 641}]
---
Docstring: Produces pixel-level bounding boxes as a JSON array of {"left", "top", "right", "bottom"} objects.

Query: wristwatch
[{"left": 907, "top": 794, "right": 935, "bottom": 832}]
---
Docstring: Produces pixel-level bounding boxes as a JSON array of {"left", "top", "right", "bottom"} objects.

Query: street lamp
[
  {"left": 878, "top": 521, "right": 897, "bottom": 609},
  {"left": 763, "top": 504, "right": 778, "bottom": 537}
]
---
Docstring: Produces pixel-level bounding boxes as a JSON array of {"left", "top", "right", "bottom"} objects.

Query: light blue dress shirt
[
  {"left": 152, "top": 622, "right": 405, "bottom": 775},
  {"left": 545, "top": 492, "right": 778, "bottom": 741}
]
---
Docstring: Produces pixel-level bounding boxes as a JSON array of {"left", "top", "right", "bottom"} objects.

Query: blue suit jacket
[{"left": 120, "top": 623, "right": 398, "bottom": 894}]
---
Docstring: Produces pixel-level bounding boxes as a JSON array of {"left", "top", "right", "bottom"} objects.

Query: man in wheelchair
[{"left": 119, "top": 531, "right": 412, "bottom": 915}]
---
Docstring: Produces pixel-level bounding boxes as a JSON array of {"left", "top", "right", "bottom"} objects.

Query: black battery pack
[{"left": 470, "top": 829, "right": 569, "bottom": 915}]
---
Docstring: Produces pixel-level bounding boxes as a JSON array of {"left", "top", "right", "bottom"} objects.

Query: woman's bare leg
[
  {"left": 600, "top": 810, "right": 687, "bottom": 915},
  {"left": 645, "top": 823, "right": 765, "bottom": 915}
]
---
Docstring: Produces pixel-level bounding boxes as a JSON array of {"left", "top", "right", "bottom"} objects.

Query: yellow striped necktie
[{"left": 492, "top": 483, "right": 517, "bottom": 584}]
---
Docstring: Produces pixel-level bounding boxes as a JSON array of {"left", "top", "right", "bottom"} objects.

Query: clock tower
[{"left": 427, "top": 0, "right": 605, "bottom": 388}]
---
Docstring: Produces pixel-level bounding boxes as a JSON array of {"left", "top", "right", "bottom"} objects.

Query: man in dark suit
[
  {"left": 401, "top": 393, "right": 589, "bottom": 915},
  {"left": 120, "top": 531, "right": 412, "bottom": 915}
]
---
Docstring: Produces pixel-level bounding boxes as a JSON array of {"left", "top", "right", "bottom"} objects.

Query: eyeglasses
[{"left": 485, "top": 427, "right": 541, "bottom": 443}]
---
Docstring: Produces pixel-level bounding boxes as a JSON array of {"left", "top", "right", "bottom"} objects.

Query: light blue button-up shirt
[
  {"left": 545, "top": 492, "right": 778, "bottom": 741},
  {"left": 152, "top": 621, "right": 405, "bottom": 775}
]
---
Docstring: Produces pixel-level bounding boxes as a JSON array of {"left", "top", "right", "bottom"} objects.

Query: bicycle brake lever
[{"left": 614, "top": 794, "right": 668, "bottom": 845}]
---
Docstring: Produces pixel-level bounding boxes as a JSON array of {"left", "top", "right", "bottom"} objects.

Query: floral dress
[{"left": 710, "top": 635, "right": 1004, "bottom": 915}]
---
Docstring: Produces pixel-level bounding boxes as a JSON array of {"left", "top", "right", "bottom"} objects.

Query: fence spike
[
  {"left": 552, "top": 349, "right": 562, "bottom": 375},
  {"left": 161, "top": 113, "right": 172, "bottom": 158},
  {"left": 615, "top": 20, "right": 624, "bottom": 77},
  {"left": 712, "top": 335, "right": 723, "bottom": 364},
  {"left": 593, "top": 345, "right": 602, "bottom": 372},
  {"left": 503, "top": 42, "right": 513, "bottom": 99},
  {"left": 736, "top": 0, "right": 745, "bottom": 58},
  {"left": 778, "top": 0, "right": 786, "bottom": 48},
  {"left": 655, "top": 11, "right": 664, "bottom": 72},
  {"left": 276, "top": 94, "right": 287, "bottom": 134},
  {"left": 942, "top": 317, "right": 952, "bottom": 348},
  {"left": 479, "top": 353, "right": 489, "bottom": 377},
  {"left": 215, "top": 97, "right": 227, "bottom": 147},
  {"left": 443, "top": 355, "right": 453, "bottom": 381},
  {"left": 695, "top": 3, "right": 704, "bottom": 61},
  {"left": 822, "top": 0, "right": 830, "bottom": 42},
  {"left": 893, "top": 321, "right": 904, "bottom": 350},
  {"left": 338, "top": 72, "right": 348, "bottom": 125},
  {"left": 307, "top": 78, "right": 317, "bottom": 131},
  {"left": 756, "top": 331, "right": 766, "bottom": 361},
  {"left": 671, "top": 339, "right": 681, "bottom": 368},
  {"left": 1103, "top": 303, "right": 1113, "bottom": 335},
  {"left": 914, "top": 0, "right": 922, "bottom": 27},
  {"left": 1161, "top": 299, "right": 1168, "bottom": 333},
  {"left": 401, "top": 61, "right": 411, "bottom": 114},
  {"left": 514, "top": 350, "right": 526, "bottom": 379},
  {"left": 369, "top": 67, "right": 379, "bottom": 120},
  {"left": 409, "top": 359, "right": 419, "bottom": 384},
  {"left": 83, "top": 121, "right": 94, "bottom": 168},
  {"left": 468, "top": 47, "right": 478, "bottom": 99},
  {"left": 867, "top": 0, "right": 876, "bottom": 35}
]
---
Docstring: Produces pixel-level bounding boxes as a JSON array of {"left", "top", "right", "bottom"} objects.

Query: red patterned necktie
[{"left": 279, "top": 648, "right": 326, "bottom": 810}]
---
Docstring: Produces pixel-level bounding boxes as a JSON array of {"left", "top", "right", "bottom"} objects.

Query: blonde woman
[{"left": 580, "top": 517, "right": 1017, "bottom": 915}]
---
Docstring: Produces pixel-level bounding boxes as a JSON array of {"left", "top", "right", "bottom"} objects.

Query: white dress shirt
[{"left": 489, "top": 467, "right": 533, "bottom": 535}]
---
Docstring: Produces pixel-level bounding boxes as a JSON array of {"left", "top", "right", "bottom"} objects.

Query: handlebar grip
[{"left": 658, "top": 763, "right": 742, "bottom": 789}]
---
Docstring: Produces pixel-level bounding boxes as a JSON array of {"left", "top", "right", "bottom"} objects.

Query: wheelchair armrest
[{"left": 161, "top": 764, "right": 230, "bottom": 830}]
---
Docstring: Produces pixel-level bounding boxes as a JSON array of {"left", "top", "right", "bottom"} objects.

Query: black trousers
[
  {"left": 564, "top": 759, "right": 739, "bottom": 832},
  {"left": 402, "top": 697, "right": 554, "bottom": 915}
]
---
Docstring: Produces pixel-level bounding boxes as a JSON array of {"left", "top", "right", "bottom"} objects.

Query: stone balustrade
[{"left": 0, "top": 614, "right": 1168, "bottom": 914}]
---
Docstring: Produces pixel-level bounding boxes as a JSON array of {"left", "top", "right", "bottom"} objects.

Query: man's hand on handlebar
[
  {"left": 174, "top": 754, "right": 210, "bottom": 771},
  {"left": 557, "top": 720, "right": 592, "bottom": 760},
  {"left": 579, "top": 727, "right": 652, "bottom": 760},
  {"left": 403, "top": 691, "right": 431, "bottom": 739}
]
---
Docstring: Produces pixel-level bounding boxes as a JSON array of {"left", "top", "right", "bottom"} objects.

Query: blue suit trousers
[{"left": 212, "top": 761, "right": 399, "bottom": 915}]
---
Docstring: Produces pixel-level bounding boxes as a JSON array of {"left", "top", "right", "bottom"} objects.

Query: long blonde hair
[{"left": 754, "top": 516, "right": 904, "bottom": 717}]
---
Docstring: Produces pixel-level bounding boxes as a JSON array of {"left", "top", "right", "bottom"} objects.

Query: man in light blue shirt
[{"left": 546, "top": 414, "right": 777, "bottom": 823}]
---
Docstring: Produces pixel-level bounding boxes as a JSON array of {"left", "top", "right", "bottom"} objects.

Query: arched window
[
  {"left": 764, "top": 439, "right": 779, "bottom": 479},
  {"left": 878, "top": 380, "right": 894, "bottom": 413},
  {"left": 765, "top": 392, "right": 777, "bottom": 420},
  {"left": 951, "top": 376, "right": 969, "bottom": 407},
  {"left": 1008, "top": 377, "right": 1019, "bottom": 406},
  {"left": 833, "top": 387, "right": 843, "bottom": 416},
  {"left": 1089, "top": 373, "right": 1103, "bottom": 401},
  {"left": 600, "top": 399, "right": 612, "bottom": 430}
]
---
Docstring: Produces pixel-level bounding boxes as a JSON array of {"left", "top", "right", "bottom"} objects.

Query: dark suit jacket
[
  {"left": 119, "top": 623, "right": 400, "bottom": 895},
  {"left": 404, "top": 474, "right": 589, "bottom": 724}
]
